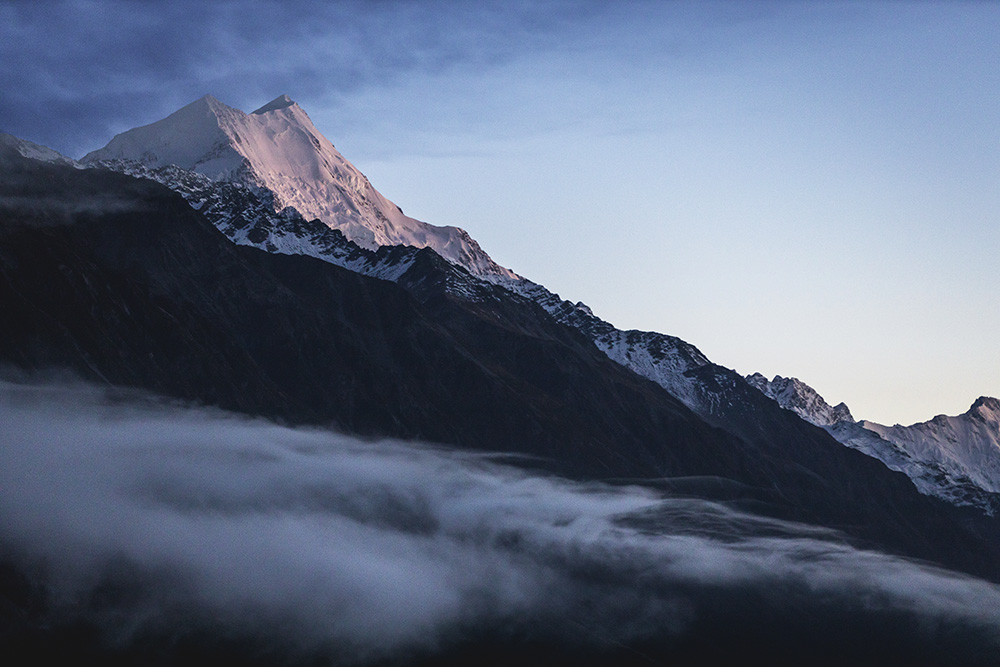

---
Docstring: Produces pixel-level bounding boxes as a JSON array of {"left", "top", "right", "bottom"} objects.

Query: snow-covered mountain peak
[
  {"left": 82, "top": 95, "right": 246, "bottom": 179},
  {"left": 970, "top": 396, "right": 1000, "bottom": 424},
  {"left": 82, "top": 95, "right": 518, "bottom": 281},
  {"left": 252, "top": 94, "right": 297, "bottom": 114},
  {"left": 745, "top": 373, "right": 854, "bottom": 427}
]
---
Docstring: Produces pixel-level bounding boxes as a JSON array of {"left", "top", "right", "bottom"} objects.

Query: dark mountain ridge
[{"left": 2, "top": 145, "right": 999, "bottom": 585}]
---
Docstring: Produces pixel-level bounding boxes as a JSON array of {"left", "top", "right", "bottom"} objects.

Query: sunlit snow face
[{"left": 3, "top": 379, "right": 1000, "bottom": 663}]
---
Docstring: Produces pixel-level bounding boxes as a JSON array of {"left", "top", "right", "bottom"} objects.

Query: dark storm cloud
[
  {"left": 0, "top": 0, "right": 587, "bottom": 157},
  {"left": 3, "top": 377, "right": 1000, "bottom": 663}
]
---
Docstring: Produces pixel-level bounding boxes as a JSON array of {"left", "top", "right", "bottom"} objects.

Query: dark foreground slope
[{"left": 1, "top": 146, "right": 999, "bottom": 584}]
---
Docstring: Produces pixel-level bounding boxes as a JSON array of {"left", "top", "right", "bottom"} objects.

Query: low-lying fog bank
[{"left": 2, "top": 378, "right": 998, "bottom": 664}]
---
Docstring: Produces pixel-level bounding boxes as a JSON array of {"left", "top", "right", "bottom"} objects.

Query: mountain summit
[
  {"left": 252, "top": 93, "right": 296, "bottom": 114},
  {"left": 82, "top": 95, "right": 516, "bottom": 280}
]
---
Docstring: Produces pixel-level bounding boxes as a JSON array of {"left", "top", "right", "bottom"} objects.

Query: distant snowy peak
[
  {"left": 745, "top": 373, "right": 853, "bottom": 427},
  {"left": 82, "top": 94, "right": 517, "bottom": 281},
  {"left": 861, "top": 396, "right": 1000, "bottom": 496},
  {"left": 0, "top": 132, "right": 80, "bottom": 167},
  {"left": 744, "top": 371, "right": 1000, "bottom": 512}
]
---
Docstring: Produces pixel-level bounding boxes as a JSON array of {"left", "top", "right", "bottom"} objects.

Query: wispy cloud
[
  {"left": 0, "top": 0, "right": 586, "bottom": 156},
  {"left": 2, "top": 378, "right": 1000, "bottom": 663}
]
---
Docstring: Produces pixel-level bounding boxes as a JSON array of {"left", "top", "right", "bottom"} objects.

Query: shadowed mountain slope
[{"left": 2, "top": 145, "right": 1000, "bottom": 583}]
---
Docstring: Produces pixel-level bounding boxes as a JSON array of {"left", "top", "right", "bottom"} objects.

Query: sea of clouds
[{"left": 3, "top": 378, "right": 999, "bottom": 663}]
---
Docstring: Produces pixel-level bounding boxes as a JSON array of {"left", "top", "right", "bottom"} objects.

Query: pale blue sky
[{"left": 2, "top": 1, "right": 997, "bottom": 424}]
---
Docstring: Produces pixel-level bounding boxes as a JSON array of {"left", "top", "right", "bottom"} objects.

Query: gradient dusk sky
[{"left": 2, "top": 0, "right": 997, "bottom": 425}]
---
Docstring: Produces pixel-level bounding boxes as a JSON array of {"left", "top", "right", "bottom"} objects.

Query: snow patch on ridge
[{"left": 502, "top": 278, "right": 712, "bottom": 411}]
